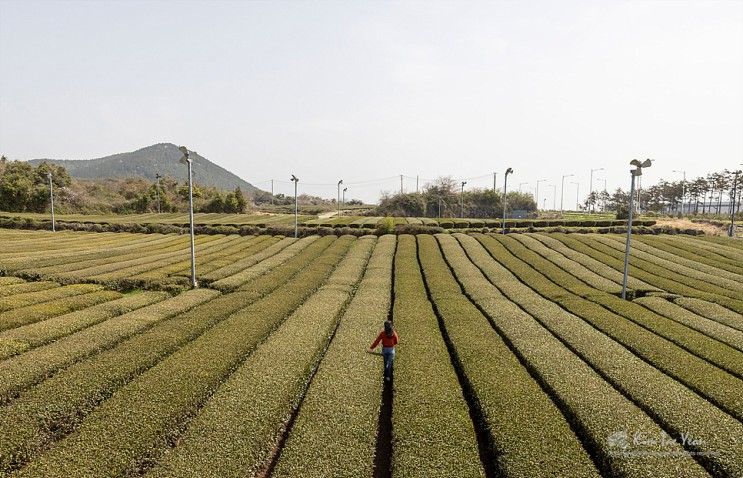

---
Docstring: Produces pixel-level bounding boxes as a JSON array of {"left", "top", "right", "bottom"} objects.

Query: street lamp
[
  {"left": 502, "top": 168, "right": 513, "bottom": 233},
  {"left": 178, "top": 146, "right": 197, "bottom": 288},
  {"left": 536, "top": 179, "right": 546, "bottom": 212},
  {"left": 155, "top": 173, "right": 162, "bottom": 213},
  {"left": 589, "top": 168, "right": 604, "bottom": 213},
  {"left": 672, "top": 170, "right": 686, "bottom": 215},
  {"left": 730, "top": 166, "right": 742, "bottom": 237},
  {"left": 342, "top": 187, "right": 347, "bottom": 215},
  {"left": 460, "top": 181, "right": 467, "bottom": 218},
  {"left": 47, "top": 172, "right": 55, "bottom": 232},
  {"left": 571, "top": 181, "right": 580, "bottom": 211},
  {"left": 622, "top": 158, "right": 652, "bottom": 299},
  {"left": 561, "top": 174, "right": 574, "bottom": 215},
  {"left": 291, "top": 175, "right": 299, "bottom": 238},
  {"left": 337, "top": 179, "right": 343, "bottom": 217}
]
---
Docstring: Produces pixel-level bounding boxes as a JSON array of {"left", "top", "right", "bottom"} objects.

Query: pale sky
[{"left": 1, "top": 0, "right": 741, "bottom": 204}]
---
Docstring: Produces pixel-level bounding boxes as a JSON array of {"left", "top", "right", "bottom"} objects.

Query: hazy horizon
[{"left": 1, "top": 0, "right": 741, "bottom": 204}]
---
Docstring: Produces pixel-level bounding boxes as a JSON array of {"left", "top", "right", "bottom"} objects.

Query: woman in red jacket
[{"left": 368, "top": 320, "right": 398, "bottom": 381}]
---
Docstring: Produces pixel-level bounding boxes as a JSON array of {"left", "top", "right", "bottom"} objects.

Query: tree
[{"left": 233, "top": 187, "right": 247, "bottom": 213}]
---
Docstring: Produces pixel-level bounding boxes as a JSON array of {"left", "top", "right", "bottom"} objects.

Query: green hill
[{"left": 29, "top": 143, "right": 260, "bottom": 194}]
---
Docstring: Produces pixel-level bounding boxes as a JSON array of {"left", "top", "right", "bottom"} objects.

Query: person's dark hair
[{"left": 384, "top": 320, "right": 394, "bottom": 337}]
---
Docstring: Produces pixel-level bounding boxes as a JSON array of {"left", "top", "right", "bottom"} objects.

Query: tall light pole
[
  {"left": 178, "top": 146, "right": 197, "bottom": 288},
  {"left": 502, "top": 167, "right": 513, "bottom": 233},
  {"left": 589, "top": 168, "right": 604, "bottom": 213},
  {"left": 291, "top": 175, "right": 299, "bottom": 238},
  {"left": 571, "top": 181, "right": 580, "bottom": 211},
  {"left": 549, "top": 184, "right": 556, "bottom": 210},
  {"left": 493, "top": 172, "right": 497, "bottom": 193},
  {"left": 622, "top": 159, "right": 652, "bottom": 299},
  {"left": 271, "top": 179, "right": 274, "bottom": 205},
  {"left": 561, "top": 174, "right": 573, "bottom": 215},
  {"left": 155, "top": 173, "right": 162, "bottom": 213},
  {"left": 672, "top": 169, "right": 686, "bottom": 215},
  {"left": 460, "top": 181, "right": 467, "bottom": 218},
  {"left": 337, "top": 179, "right": 343, "bottom": 217},
  {"left": 536, "top": 179, "right": 546, "bottom": 211},
  {"left": 47, "top": 172, "right": 55, "bottom": 232},
  {"left": 342, "top": 187, "right": 347, "bottom": 215},
  {"left": 730, "top": 168, "right": 741, "bottom": 237}
]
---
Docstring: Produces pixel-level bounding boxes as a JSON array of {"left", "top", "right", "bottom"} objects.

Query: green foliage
[{"left": 0, "top": 160, "right": 70, "bottom": 213}]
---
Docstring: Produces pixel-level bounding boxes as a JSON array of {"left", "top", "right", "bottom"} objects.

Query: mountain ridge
[{"left": 28, "top": 143, "right": 260, "bottom": 194}]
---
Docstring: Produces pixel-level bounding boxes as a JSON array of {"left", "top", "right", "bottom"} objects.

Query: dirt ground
[{"left": 654, "top": 218, "right": 729, "bottom": 236}]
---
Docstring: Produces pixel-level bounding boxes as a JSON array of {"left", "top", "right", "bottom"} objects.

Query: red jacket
[{"left": 371, "top": 330, "right": 399, "bottom": 349}]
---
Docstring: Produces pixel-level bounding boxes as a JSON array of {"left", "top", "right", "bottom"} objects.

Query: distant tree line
[
  {"left": 0, "top": 156, "right": 247, "bottom": 214},
  {"left": 373, "top": 177, "right": 537, "bottom": 218}
]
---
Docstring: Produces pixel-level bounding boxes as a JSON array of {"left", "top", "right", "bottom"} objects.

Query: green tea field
[{"left": 0, "top": 229, "right": 741, "bottom": 477}]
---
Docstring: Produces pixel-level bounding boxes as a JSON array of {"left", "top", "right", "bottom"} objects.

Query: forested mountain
[{"left": 29, "top": 143, "right": 259, "bottom": 194}]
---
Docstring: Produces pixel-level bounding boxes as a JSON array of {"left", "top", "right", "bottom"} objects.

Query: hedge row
[
  {"left": 390, "top": 235, "right": 484, "bottom": 477},
  {"left": 636, "top": 235, "right": 743, "bottom": 276},
  {"left": 418, "top": 235, "right": 598, "bottom": 477},
  {"left": 273, "top": 236, "right": 396, "bottom": 477},
  {"left": 0, "top": 277, "right": 24, "bottom": 286},
  {"left": 446, "top": 234, "right": 707, "bottom": 476},
  {"left": 479, "top": 234, "right": 743, "bottom": 422},
  {"left": 452, "top": 234, "right": 743, "bottom": 477},
  {"left": 0, "top": 281, "right": 58, "bottom": 298},
  {"left": 691, "top": 235, "right": 743, "bottom": 254},
  {"left": 13, "top": 237, "right": 356, "bottom": 477},
  {"left": 635, "top": 297, "right": 743, "bottom": 353},
  {"left": 501, "top": 237, "right": 743, "bottom": 379},
  {"left": 674, "top": 298, "right": 743, "bottom": 333},
  {"left": 0, "top": 289, "right": 219, "bottom": 406},
  {"left": 170, "top": 235, "right": 275, "bottom": 278},
  {"left": 0, "top": 291, "right": 167, "bottom": 360},
  {"left": 0, "top": 283, "right": 102, "bottom": 313},
  {"left": 200, "top": 237, "right": 295, "bottom": 282},
  {"left": 508, "top": 234, "right": 622, "bottom": 294},
  {"left": 150, "top": 237, "right": 375, "bottom": 477},
  {"left": 0, "top": 237, "right": 361, "bottom": 473},
  {"left": 554, "top": 233, "right": 743, "bottom": 314},
  {"left": 593, "top": 235, "right": 743, "bottom": 296},
  {"left": 210, "top": 236, "right": 320, "bottom": 291}
]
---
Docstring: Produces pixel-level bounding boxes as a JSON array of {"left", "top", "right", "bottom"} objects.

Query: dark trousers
[{"left": 382, "top": 347, "right": 395, "bottom": 377}]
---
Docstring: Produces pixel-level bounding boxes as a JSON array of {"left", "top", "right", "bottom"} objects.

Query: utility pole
[
  {"left": 503, "top": 168, "right": 513, "bottom": 233},
  {"left": 271, "top": 179, "right": 274, "bottom": 205},
  {"left": 561, "top": 174, "right": 574, "bottom": 214},
  {"left": 178, "top": 146, "right": 197, "bottom": 288},
  {"left": 493, "top": 172, "right": 497, "bottom": 193},
  {"left": 291, "top": 175, "right": 299, "bottom": 238},
  {"left": 536, "top": 179, "right": 546, "bottom": 212},
  {"left": 460, "top": 181, "right": 467, "bottom": 218},
  {"left": 416, "top": 175, "right": 419, "bottom": 193},
  {"left": 589, "top": 167, "right": 604, "bottom": 213},
  {"left": 155, "top": 173, "right": 162, "bottom": 213},
  {"left": 622, "top": 159, "right": 652, "bottom": 299},
  {"left": 342, "top": 187, "right": 347, "bottom": 216},
  {"left": 337, "top": 179, "right": 343, "bottom": 217},
  {"left": 47, "top": 172, "right": 55, "bottom": 232}
]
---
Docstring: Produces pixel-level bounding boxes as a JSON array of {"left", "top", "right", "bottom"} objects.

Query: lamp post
[
  {"left": 178, "top": 146, "right": 197, "bottom": 288},
  {"left": 493, "top": 172, "right": 497, "bottom": 193},
  {"left": 502, "top": 168, "right": 513, "bottom": 233},
  {"left": 571, "top": 181, "right": 580, "bottom": 211},
  {"left": 622, "top": 159, "right": 653, "bottom": 299},
  {"left": 460, "top": 181, "right": 467, "bottom": 218},
  {"left": 536, "top": 179, "right": 546, "bottom": 211},
  {"left": 291, "top": 175, "right": 299, "bottom": 238},
  {"left": 561, "top": 174, "right": 573, "bottom": 215},
  {"left": 589, "top": 168, "right": 604, "bottom": 213},
  {"left": 730, "top": 167, "right": 741, "bottom": 237},
  {"left": 337, "top": 180, "right": 343, "bottom": 217},
  {"left": 47, "top": 172, "right": 55, "bottom": 232},
  {"left": 672, "top": 169, "right": 686, "bottom": 215},
  {"left": 342, "top": 187, "right": 347, "bottom": 215},
  {"left": 155, "top": 173, "right": 162, "bottom": 213}
]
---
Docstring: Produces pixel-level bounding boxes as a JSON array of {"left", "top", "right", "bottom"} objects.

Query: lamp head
[
  {"left": 641, "top": 158, "right": 653, "bottom": 168},
  {"left": 505, "top": 167, "right": 513, "bottom": 175},
  {"left": 343, "top": 187, "right": 347, "bottom": 192},
  {"left": 338, "top": 179, "right": 343, "bottom": 185},
  {"left": 291, "top": 174, "right": 298, "bottom": 182},
  {"left": 178, "top": 146, "right": 191, "bottom": 164}
]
